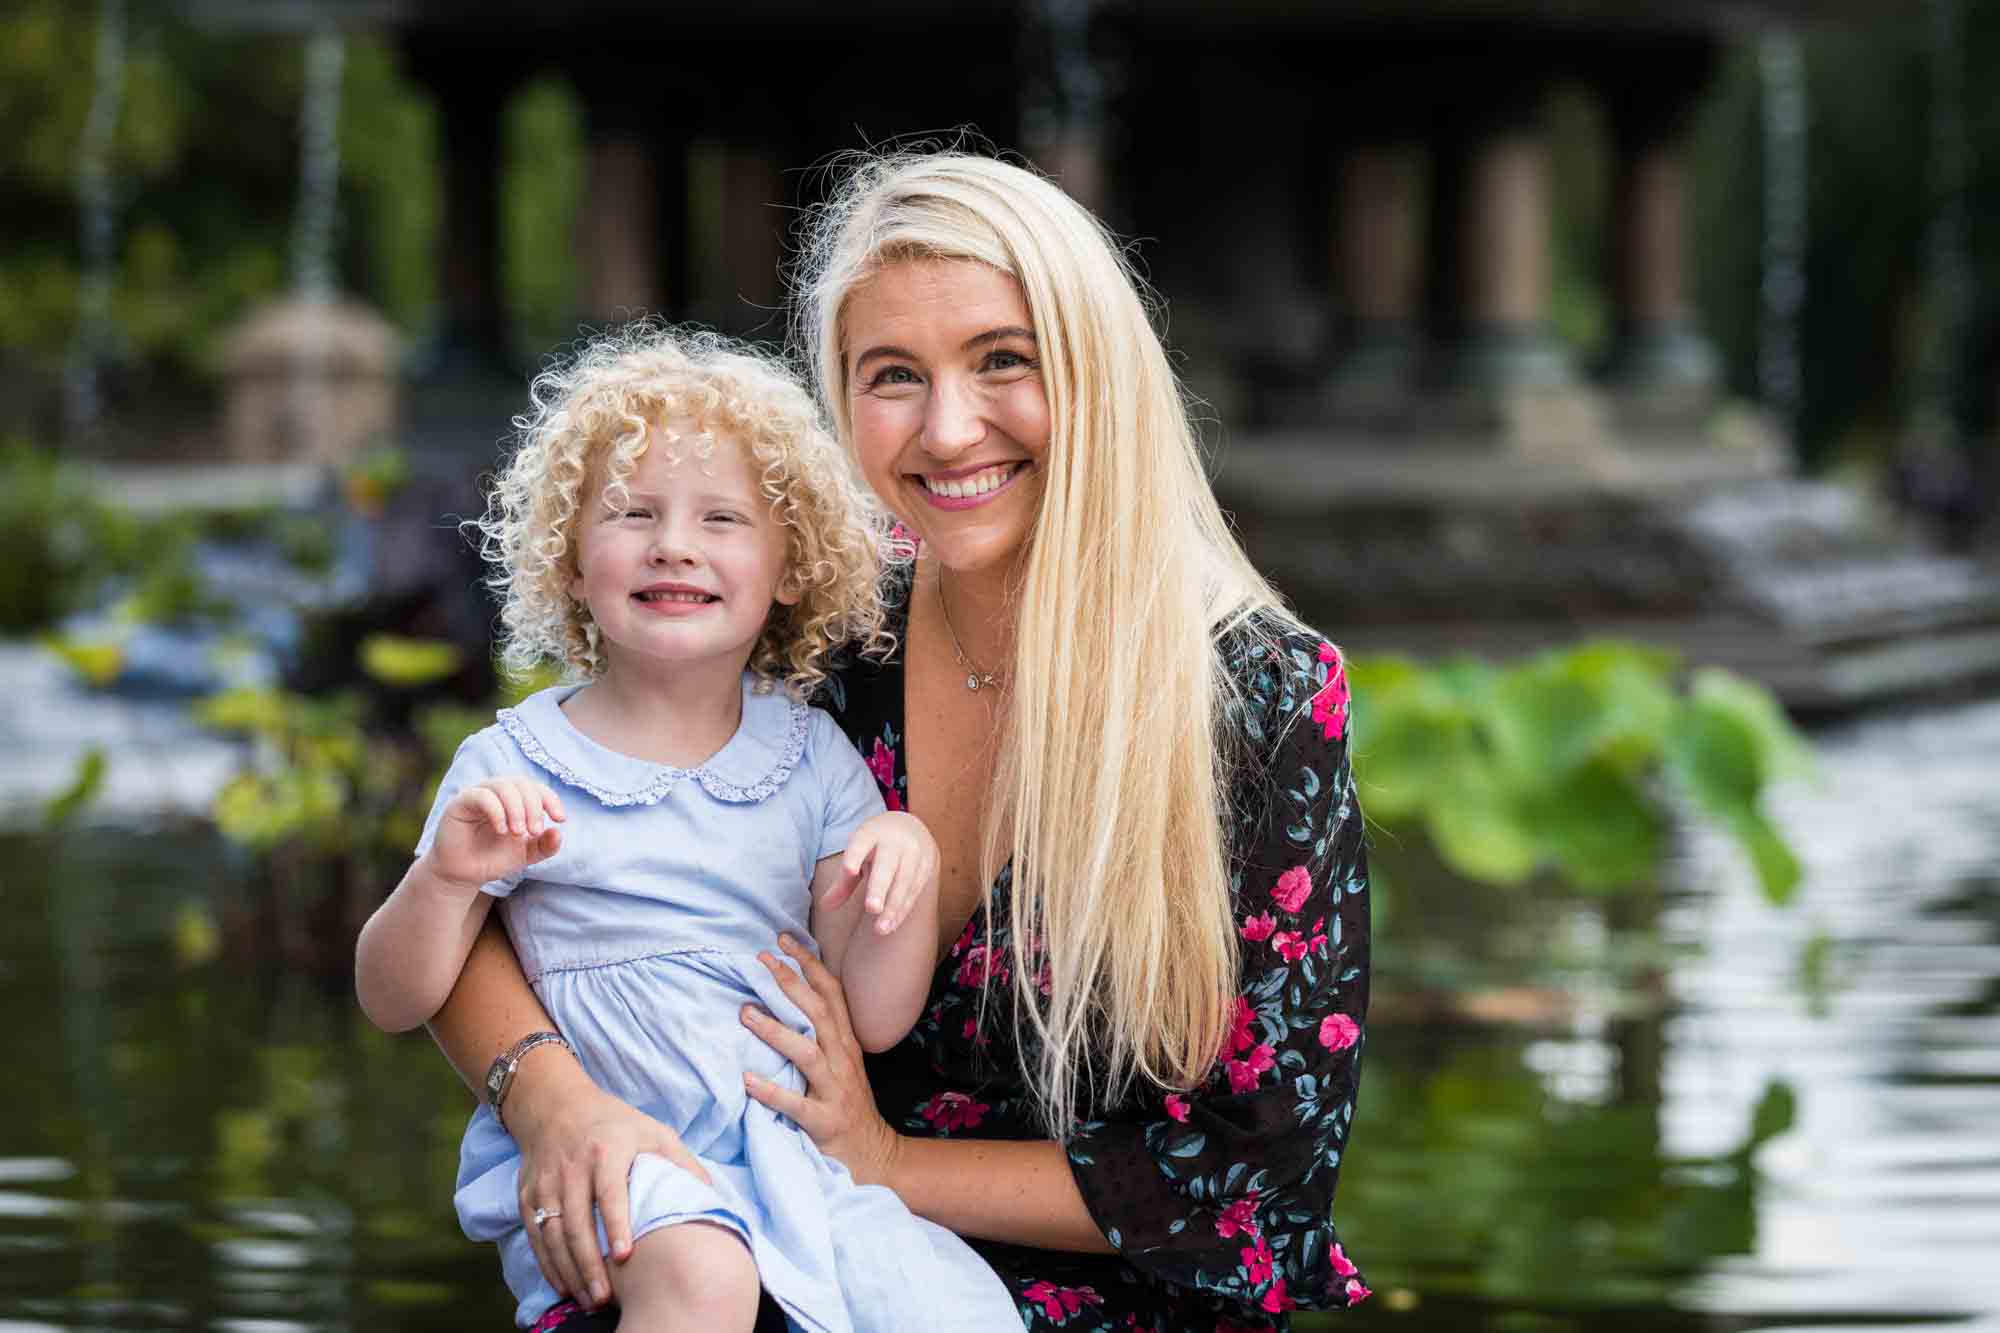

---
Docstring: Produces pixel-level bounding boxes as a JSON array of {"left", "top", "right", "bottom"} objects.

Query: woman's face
[{"left": 841, "top": 259, "right": 1050, "bottom": 577}]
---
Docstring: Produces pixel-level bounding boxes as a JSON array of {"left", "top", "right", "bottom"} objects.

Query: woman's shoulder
[{"left": 1214, "top": 606, "right": 1350, "bottom": 755}]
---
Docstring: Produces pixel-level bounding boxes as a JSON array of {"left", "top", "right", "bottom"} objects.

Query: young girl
[{"left": 353, "top": 327, "right": 1019, "bottom": 1333}]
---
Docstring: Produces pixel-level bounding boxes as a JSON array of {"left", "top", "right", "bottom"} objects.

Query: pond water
[{"left": 2, "top": 694, "right": 1996, "bottom": 1332}]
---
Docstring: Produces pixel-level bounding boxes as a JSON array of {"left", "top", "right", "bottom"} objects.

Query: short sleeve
[
  {"left": 808, "top": 707, "right": 886, "bottom": 863},
  {"left": 412, "top": 726, "right": 527, "bottom": 898},
  {"left": 1064, "top": 629, "right": 1372, "bottom": 1316}
]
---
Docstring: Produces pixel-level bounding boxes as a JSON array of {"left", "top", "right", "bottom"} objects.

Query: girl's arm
[
  {"left": 356, "top": 775, "right": 560, "bottom": 1031},
  {"left": 742, "top": 933, "right": 1115, "bottom": 1254},
  {"left": 354, "top": 857, "right": 496, "bottom": 1031},
  {"left": 810, "top": 812, "right": 939, "bottom": 1052}
]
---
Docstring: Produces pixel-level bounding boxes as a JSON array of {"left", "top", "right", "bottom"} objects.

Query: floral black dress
[{"left": 820, "top": 572, "right": 1373, "bottom": 1332}]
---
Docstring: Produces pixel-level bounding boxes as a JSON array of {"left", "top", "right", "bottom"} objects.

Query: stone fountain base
[{"left": 1214, "top": 417, "right": 2000, "bottom": 711}]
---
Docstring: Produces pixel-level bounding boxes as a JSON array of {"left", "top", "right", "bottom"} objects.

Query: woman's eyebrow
[
  {"left": 964, "top": 326, "right": 1035, "bottom": 351},
  {"left": 853, "top": 344, "right": 916, "bottom": 374}
]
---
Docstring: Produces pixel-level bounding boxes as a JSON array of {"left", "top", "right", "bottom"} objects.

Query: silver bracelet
[{"left": 484, "top": 1030, "right": 572, "bottom": 1128}]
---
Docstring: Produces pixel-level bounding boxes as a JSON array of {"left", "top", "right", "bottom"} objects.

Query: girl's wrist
[{"left": 416, "top": 852, "right": 486, "bottom": 898}]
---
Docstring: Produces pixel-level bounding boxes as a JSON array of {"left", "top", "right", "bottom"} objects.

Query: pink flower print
[
  {"left": 955, "top": 943, "right": 1009, "bottom": 989},
  {"left": 919, "top": 1090, "right": 989, "bottom": 1133},
  {"left": 1260, "top": 1278, "right": 1296, "bottom": 1314},
  {"left": 1035, "top": 957, "right": 1053, "bottom": 998},
  {"left": 1272, "top": 930, "right": 1308, "bottom": 963},
  {"left": 1319, "top": 1013, "right": 1361, "bottom": 1053},
  {"left": 886, "top": 521, "right": 921, "bottom": 561},
  {"left": 1023, "top": 1281, "right": 1102, "bottom": 1323},
  {"left": 1344, "top": 1278, "right": 1373, "bottom": 1305},
  {"left": 1164, "top": 1092, "right": 1190, "bottom": 1123},
  {"left": 1240, "top": 1236, "right": 1274, "bottom": 1285},
  {"left": 949, "top": 917, "right": 976, "bottom": 958},
  {"left": 1227, "top": 996, "right": 1257, "bottom": 1056},
  {"left": 1226, "top": 1042, "right": 1276, "bottom": 1093},
  {"left": 1241, "top": 911, "right": 1276, "bottom": 942},
  {"left": 1331, "top": 1241, "right": 1358, "bottom": 1277},
  {"left": 866, "top": 736, "right": 897, "bottom": 786},
  {"left": 1215, "top": 1196, "right": 1260, "bottom": 1239},
  {"left": 530, "top": 1302, "right": 582, "bottom": 1333},
  {"left": 1272, "top": 865, "right": 1313, "bottom": 914},
  {"left": 1312, "top": 643, "right": 1350, "bottom": 741}
]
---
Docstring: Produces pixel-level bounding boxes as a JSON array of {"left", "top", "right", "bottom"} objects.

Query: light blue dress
[{"left": 419, "top": 675, "right": 1020, "bottom": 1332}]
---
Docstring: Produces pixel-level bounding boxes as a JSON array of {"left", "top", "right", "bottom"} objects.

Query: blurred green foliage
[
  {"left": 0, "top": 3, "right": 442, "bottom": 390},
  {"left": 1, "top": 440, "right": 337, "bottom": 637},
  {"left": 1351, "top": 642, "right": 1811, "bottom": 904}
]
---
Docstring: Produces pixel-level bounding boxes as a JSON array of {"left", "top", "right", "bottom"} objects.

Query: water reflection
[{"left": 2, "top": 699, "right": 1998, "bottom": 1330}]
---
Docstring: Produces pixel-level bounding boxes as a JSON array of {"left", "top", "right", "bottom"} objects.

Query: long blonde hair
[{"left": 796, "top": 151, "right": 1295, "bottom": 1134}]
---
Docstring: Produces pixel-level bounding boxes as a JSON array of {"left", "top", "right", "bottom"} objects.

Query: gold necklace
[{"left": 937, "top": 572, "right": 1003, "bottom": 693}]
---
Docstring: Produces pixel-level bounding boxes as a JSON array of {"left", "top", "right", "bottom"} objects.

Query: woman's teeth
[{"left": 922, "top": 463, "right": 1021, "bottom": 499}]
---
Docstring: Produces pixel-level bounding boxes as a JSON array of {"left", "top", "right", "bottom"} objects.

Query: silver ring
[{"left": 531, "top": 1206, "right": 562, "bottom": 1228}]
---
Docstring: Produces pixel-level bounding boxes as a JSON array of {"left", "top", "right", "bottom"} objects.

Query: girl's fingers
[
  {"left": 864, "top": 847, "right": 899, "bottom": 914},
  {"left": 537, "top": 783, "right": 566, "bottom": 823},
  {"left": 493, "top": 782, "right": 528, "bottom": 837},
  {"left": 819, "top": 863, "right": 861, "bottom": 912},
  {"left": 472, "top": 789, "right": 508, "bottom": 837}
]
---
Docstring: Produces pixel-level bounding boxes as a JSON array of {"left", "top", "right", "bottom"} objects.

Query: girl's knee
[{"left": 615, "top": 1222, "right": 760, "bottom": 1331}]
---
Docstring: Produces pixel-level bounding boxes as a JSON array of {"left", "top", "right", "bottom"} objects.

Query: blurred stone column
[
  {"left": 1600, "top": 40, "right": 1721, "bottom": 429},
  {"left": 1324, "top": 142, "right": 1424, "bottom": 423},
  {"left": 1435, "top": 120, "right": 1575, "bottom": 396},
  {"left": 580, "top": 133, "right": 665, "bottom": 321}
]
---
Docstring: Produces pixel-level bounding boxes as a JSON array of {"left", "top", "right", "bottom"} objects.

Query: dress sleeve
[
  {"left": 809, "top": 707, "right": 888, "bottom": 863},
  {"left": 1064, "top": 631, "right": 1372, "bottom": 1316}
]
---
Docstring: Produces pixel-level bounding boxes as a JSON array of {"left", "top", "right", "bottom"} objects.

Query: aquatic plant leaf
[
  {"left": 42, "top": 747, "right": 106, "bottom": 828},
  {"left": 1485, "top": 669, "right": 1606, "bottom": 785},
  {"left": 1730, "top": 808, "right": 1803, "bottom": 906},
  {"left": 1425, "top": 777, "right": 1538, "bottom": 887},
  {"left": 359, "top": 634, "right": 462, "bottom": 688},
  {"left": 1689, "top": 668, "right": 1814, "bottom": 785},
  {"left": 1517, "top": 760, "right": 1662, "bottom": 890},
  {"left": 40, "top": 634, "right": 123, "bottom": 687}
]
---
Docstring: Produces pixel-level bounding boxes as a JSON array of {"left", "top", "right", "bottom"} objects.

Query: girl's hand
[
  {"left": 818, "top": 811, "right": 939, "bottom": 936},
  {"left": 742, "top": 933, "right": 904, "bottom": 1187},
  {"left": 428, "top": 777, "right": 565, "bottom": 890},
  {"left": 510, "top": 1078, "right": 712, "bottom": 1311}
]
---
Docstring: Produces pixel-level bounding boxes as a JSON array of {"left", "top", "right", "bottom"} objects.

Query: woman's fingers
[
  {"left": 592, "top": 1148, "right": 634, "bottom": 1265},
  {"left": 776, "top": 934, "right": 855, "bottom": 1044},
  {"left": 741, "top": 1003, "right": 822, "bottom": 1073},
  {"left": 520, "top": 1177, "right": 579, "bottom": 1303},
  {"left": 558, "top": 1172, "right": 609, "bottom": 1308},
  {"left": 744, "top": 1068, "right": 822, "bottom": 1135}
]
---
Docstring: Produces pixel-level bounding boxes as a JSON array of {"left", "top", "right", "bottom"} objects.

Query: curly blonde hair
[{"left": 479, "top": 322, "right": 891, "bottom": 697}]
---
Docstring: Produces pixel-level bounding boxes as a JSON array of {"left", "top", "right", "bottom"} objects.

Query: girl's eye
[
  {"left": 620, "top": 508, "right": 651, "bottom": 520},
  {"left": 706, "top": 512, "right": 746, "bottom": 525}
]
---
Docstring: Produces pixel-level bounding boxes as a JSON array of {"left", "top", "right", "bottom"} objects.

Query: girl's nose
[
  {"left": 649, "top": 521, "right": 699, "bottom": 565},
  {"left": 920, "top": 377, "right": 985, "bottom": 458}
]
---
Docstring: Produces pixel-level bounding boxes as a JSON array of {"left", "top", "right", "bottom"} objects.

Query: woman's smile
[{"left": 912, "top": 460, "right": 1033, "bottom": 509}]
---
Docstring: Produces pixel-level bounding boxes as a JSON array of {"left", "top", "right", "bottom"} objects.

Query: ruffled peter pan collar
[{"left": 496, "top": 673, "right": 808, "bottom": 806}]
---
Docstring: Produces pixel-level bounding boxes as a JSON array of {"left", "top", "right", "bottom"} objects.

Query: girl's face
[
  {"left": 841, "top": 259, "right": 1050, "bottom": 578},
  {"left": 568, "top": 427, "right": 798, "bottom": 683}
]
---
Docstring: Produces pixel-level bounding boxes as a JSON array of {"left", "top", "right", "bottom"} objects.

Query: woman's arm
[
  {"left": 429, "top": 916, "right": 713, "bottom": 1310},
  {"left": 741, "top": 933, "right": 1114, "bottom": 1254}
]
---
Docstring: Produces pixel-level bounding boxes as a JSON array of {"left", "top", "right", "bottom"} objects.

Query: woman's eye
[
  {"left": 867, "top": 365, "right": 920, "bottom": 389},
  {"left": 983, "top": 348, "right": 1037, "bottom": 374}
]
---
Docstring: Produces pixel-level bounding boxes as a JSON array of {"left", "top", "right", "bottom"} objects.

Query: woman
[{"left": 429, "top": 150, "right": 1371, "bottom": 1332}]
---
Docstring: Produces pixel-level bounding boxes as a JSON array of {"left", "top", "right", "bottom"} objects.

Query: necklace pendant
[{"left": 966, "top": 672, "right": 983, "bottom": 692}]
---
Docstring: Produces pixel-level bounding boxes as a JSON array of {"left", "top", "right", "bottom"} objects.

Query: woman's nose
[{"left": 920, "top": 377, "right": 985, "bottom": 457}]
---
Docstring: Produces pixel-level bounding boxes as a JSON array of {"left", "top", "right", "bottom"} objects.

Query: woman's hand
[
  {"left": 508, "top": 1076, "right": 711, "bottom": 1310},
  {"left": 742, "top": 933, "right": 904, "bottom": 1187}
]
